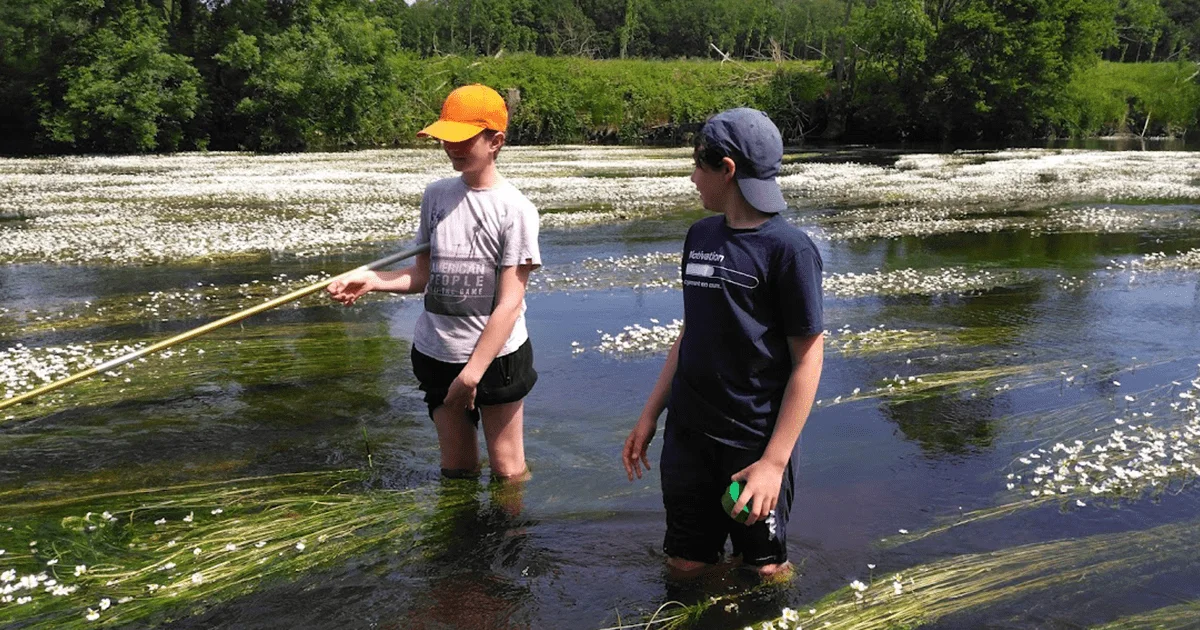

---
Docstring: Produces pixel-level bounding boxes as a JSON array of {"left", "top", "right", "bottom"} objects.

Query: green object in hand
[{"left": 722, "top": 481, "right": 751, "bottom": 523}]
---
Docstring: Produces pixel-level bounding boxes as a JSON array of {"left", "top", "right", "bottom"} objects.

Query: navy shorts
[
  {"left": 410, "top": 339, "right": 537, "bottom": 424},
  {"left": 660, "top": 418, "right": 799, "bottom": 567}
]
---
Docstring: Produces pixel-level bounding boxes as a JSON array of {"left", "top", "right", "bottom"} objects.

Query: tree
[{"left": 39, "top": 6, "right": 201, "bottom": 152}]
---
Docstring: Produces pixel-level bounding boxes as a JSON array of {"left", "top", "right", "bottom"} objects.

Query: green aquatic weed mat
[
  {"left": 2, "top": 321, "right": 405, "bottom": 424},
  {"left": 827, "top": 326, "right": 1019, "bottom": 358},
  {"left": 0, "top": 275, "right": 339, "bottom": 339},
  {"left": 817, "top": 361, "right": 1073, "bottom": 408},
  {"left": 0, "top": 471, "right": 482, "bottom": 628},
  {"left": 1090, "top": 601, "right": 1200, "bottom": 630},
  {"left": 743, "top": 519, "right": 1200, "bottom": 630}
]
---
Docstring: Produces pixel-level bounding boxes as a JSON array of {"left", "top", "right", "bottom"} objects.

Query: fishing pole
[{"left": 0, "top": 242, "right": 430, "bottom": 415}]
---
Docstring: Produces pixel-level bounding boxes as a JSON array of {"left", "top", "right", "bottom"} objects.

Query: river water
[{"left": 2, "top": 143, "right": 1200, "bottom": 629}]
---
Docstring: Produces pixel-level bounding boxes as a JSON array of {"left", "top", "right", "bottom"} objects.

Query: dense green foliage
[
  {"left": 1058, "top": 61, "right": 1200, "bottom": 136},
  {"left": 0, "top": 0, "right": 1197, "bottom": 153}
]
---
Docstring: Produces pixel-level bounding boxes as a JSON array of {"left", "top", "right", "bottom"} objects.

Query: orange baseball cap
[{"left": 417, "top": 84, "right": 508, "bottom": 142}]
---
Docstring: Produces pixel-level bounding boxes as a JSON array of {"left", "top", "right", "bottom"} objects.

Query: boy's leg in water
[
  {"left": 481, "top": 399, "right": 528, "bottom": 479},
  {"left": 433, "top": 404, "right": 481, "bottom": 477},
  {"left": 481, "top": 400, "right": 528, "bottom": 517},
  {"left": 661, "top": 422, "right": 726, "bottom": 579}
]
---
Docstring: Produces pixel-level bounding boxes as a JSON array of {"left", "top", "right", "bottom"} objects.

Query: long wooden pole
[{"left": 0, "top": 243, "right": 429, "bottom": 414}]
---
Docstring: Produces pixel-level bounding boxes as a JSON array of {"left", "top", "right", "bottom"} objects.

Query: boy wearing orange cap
[{"left": 329, "top": 84, "right": 540, "bottom": 483}]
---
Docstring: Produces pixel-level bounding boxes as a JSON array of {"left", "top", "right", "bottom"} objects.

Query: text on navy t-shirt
[{"left": 668, "top": 214, "right": 824, "bottom": 449}]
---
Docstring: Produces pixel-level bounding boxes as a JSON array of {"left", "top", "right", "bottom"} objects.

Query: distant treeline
[{"left": 0, "top": 0, "right": 1198, "bottom": 154}]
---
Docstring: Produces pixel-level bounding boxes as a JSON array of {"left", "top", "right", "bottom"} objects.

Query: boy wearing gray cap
[{"left": 622, "top": 108, "right": 824, "bottom": 578}]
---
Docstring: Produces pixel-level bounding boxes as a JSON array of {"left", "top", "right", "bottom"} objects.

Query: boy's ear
[
  {"left": 721, "top": 156, "right": 737, "bottom": 181},
  {"left": 489, "top": 131, "right": 506, "bottom": 151}
]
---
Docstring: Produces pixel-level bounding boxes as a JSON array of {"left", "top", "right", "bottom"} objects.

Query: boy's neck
[
  {"left": 721, "top": 196, "right": 773, "bottom": 229},
  {"left": 460, "top": 163, "right": 501, "bottom": 190}
]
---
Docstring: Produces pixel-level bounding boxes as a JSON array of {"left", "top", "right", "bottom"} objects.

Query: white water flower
[
  {"left": 850, "top": 580, "right": 868, "bottom": 592},
  {"left": 99, "top": 598, "right": 111, "bottom": 610},
  {"left": 74, "top": 565, "right": 87, "bottom": 576},
  {"left": 86, "top": 608, "right": 99, "bottom": 621}
]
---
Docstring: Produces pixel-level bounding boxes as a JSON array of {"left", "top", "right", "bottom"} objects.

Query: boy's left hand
[{"left": 730, "top": 459, "right": 786, "bottom": 526}]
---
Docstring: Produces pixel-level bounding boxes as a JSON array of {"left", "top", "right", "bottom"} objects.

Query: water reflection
[{"left": 402, "top": 478, "right": 536, "bottom": 630}]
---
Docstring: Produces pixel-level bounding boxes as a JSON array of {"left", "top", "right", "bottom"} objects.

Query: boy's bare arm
[
  {"left": 762, "top": 333, "right": 824, "bottom": 469},
  {"left": 441, "top": 263, "right": 534, "bottom": 409},
  {"left": 623, "top": 327, "right": 683, "bottom": 480},
  {"left": 731, "top": 332, "right": 824, "bottom": 524},
  {"left": 327, "top": 253, "right": 430, "bottom": 305}
]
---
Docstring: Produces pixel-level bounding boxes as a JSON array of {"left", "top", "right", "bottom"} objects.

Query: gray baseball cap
[{"left": 700, "top": 108, "right": 787, "bottom": 214}]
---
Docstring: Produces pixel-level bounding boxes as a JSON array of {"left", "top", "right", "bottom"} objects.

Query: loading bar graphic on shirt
[{"left": 685, "top": 263, "right": 760, "bottom": 289}]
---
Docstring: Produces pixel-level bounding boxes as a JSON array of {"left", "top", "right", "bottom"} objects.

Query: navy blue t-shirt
[{"left": 668, "top": 214, "right": 824, "bottom": 449}]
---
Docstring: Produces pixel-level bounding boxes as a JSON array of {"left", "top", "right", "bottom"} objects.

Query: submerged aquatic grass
[
  {"left": 827, "top": 325, "right": 1017, "bottom": 357},
  {"left": 0, "top": 470, "right": 478, "bottom": 628},
  {"left": 817, "top": 361, "right": 1069, "bottom": 408},
  {"left": 1007, "top": 377, "right": 1200, "bottom": 506},
  {"left": 1, "top": 322, "right": 402, "bottom": 423},
  {"left": 1091, "top": 601, "right": 1200, "bottom": 630},
  {"left": 747, "top": 519, "right": 1200, "bottom": 630},
  {"left": 0, "top": 274, "right": 334, "bottom": 339}
]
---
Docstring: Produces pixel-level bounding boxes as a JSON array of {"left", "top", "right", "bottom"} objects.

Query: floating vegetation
[
  {"left": 1, "top": 341, "right": 149, "bottom": 404},
  {"left": 1131, "top": 248, "right": 1200, "bottom": 271},
  {"left": 0, "top": 148, "right": 699, "bottom": 266},
  {"left": 817, "top": 362, "right": 1069, "bottom": 408},
  {"left": 531, "top": 252, "right": 680, "bottom": 293},
  {"left": 0, "top": 470, "right": 477, "bottom": 628},
  {"left": 1, "top": 322, "right": 401, "bottom": 423},
  {"left": 824, "top": 267, "right": 1028, "bottom": 299},
  {"left": 821, "top": 206, "right": 1025, "bottom": 241},
  {"left": 822, "top": 203, "right": 1200, "bottom": 241},
  {"left": 782, "top": 150, "right": 1200, "bottom": 208},
  {"left": 575, "top": 319, "right": 684, "bottom": 357},
  {"left": 1008, "top": 377, "right": 1200, "bottom": 506},
  {"left": 1036, "top": 205, "right": 1198, "bottom": 234},
  {"left": 827, "top": 325, "right": 1016, "bottom": 357},
  {"left": 748, "top": 519, "right": 1200, "bottom": 630},
  {"left": 0, "top": 274, "right": 334, "bottom": 338},
  {"left": 1091, "top": 602, "right": 1200, "bottom": 630}
]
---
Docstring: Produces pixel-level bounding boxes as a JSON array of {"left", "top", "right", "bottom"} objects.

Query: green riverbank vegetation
[{"left": 1, "top": 0, "right": 1199, "bottom": 153}]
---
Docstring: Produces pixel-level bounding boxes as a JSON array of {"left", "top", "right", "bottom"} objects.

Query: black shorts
[
  {"left": 659, "top": 417, "right": 799, "bottom": 567},
  {"left": 410, "top": 339, "right": 537, "bottom": 424}
]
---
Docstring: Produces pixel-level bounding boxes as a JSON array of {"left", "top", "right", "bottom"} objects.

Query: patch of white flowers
[
  {"left": 781, "top": 150, "right": 1200, "bottom": 207},
  {"left": 825, "top": 267, "right": 1026, "bottom": 298},
  {"left": 1, "top": 342, "right": 147, "bottom": 401},
  {"left": 577, "top": 319, "right": 684, "bottom": 357},
  {"left": 1010, "top": 377, "right": 1200, "bottom": 504}
]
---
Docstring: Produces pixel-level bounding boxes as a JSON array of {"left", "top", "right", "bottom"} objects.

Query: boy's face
[
  {"left": 690, "top": 158, "right": 734, "bottom": 213},
  {"left": 441, "top": 131, "right": 503, "bottom": 174}
]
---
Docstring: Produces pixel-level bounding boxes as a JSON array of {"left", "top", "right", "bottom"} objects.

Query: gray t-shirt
[{"left": 412, "top": 176, "right": 541, "bottom": 363}]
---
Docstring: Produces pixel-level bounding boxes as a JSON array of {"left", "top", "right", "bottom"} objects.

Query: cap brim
[
  {"left": 417, "top": 120, "right": 485, "bottom": 142},
  {"left": 736, "top": 176, "right": 788, "bottom": 213}
]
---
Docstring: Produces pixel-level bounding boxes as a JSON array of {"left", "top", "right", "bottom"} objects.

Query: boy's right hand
[
  {"left": 327, "top": 271, "right": 376, "bottom": 306},
  {"left": 622, "top": 416, "right": 657, "bottom": 481}
]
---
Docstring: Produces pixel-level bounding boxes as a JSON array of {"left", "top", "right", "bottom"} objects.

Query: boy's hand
[
  {"left": 622, "top": 416, "right": 657, "bottom": 481},
  {"left": 327, "top": 271, "right": 375, "bottom": 306},
  {"left": 730, "top": 459, "right": 786, "bottom": 526},
  {"left": 443, "top": 368, "right": 481, "bottom": 411}
]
